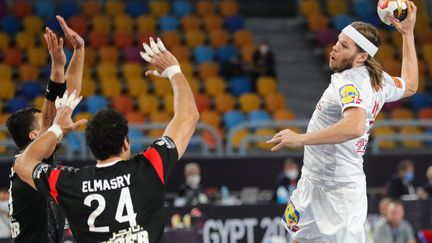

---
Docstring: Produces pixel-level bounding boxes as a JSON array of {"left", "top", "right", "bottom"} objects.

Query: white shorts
[{"left": 281, "top": 169, "right": 367, "bottom": 243}]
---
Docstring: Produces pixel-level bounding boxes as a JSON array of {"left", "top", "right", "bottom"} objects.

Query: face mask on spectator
[
  {"left": 404, "top": 172, "right": 414, "bottom": 183},
  {"left": 285, "top": 170, "right": 298, "bottom": 180},
  {"left": 187, "top": 175, "right": 201, "bottom": 189},
  {"left": 259, "top": 45, "right": 269, "bottom": 54}
]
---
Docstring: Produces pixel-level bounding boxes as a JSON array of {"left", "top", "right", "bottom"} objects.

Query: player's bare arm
[
  {"left": 392, "top": 1, "right": 418, "bottom": 98},
  {"left": 140, "top": 38, "right": 199, "bottom": 158},
  {"left": 14, "top": 92, "right": 85, "bottom": 189},
  {"left": 267, "top": 107, "right": 366, "bottom": 151}
]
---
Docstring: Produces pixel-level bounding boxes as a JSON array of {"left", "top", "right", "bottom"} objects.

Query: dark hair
[
  {"left": 397, "top": 159, "right": 413, "bottom": 172},
  {"left": 6, "top": 107, "right": 41, "bottom": 150},
  {"left": 351, "top": 21, "right": 384, "bottom": 91},
  {"left": 85, "top": 108, "right": 129, "bottom": 160}
]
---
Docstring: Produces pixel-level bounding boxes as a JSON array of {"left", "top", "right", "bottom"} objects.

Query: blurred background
[{"left": 0, "top": 0, "right": 431, "bottom": 242}]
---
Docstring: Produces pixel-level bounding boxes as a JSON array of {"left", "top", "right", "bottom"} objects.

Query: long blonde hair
[{"left": 351, "top": 22, "right": 384, "bottom": 91}]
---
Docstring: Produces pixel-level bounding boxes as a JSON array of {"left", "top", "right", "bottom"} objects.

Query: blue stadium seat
[
  {"left": 21, "top": 81, "right": 42, "bottom": 100},
  {"left": 359, "top": 14, "right": 382, "bottom": 27},
  {"left": 0, "top": 16, "right": 20, "bottom": 36},
  {"left": 58, "top": 2, "right": 79, "bottom": 19},
  {"left": 46, "top": 16, "right": 63, "bottom": 34},
  {"left": 353, "top": 0, "right": 374, "bottom": 18},
  {"left": 34, "top": 1, "right": 55, "bottom": 20},
  {"left": 159, "top": 16, "right": 179, "bottom": 31},
  {"left": 410, "top": 92, "right": 432, "bottom": 112},
  {"left": 128, "top": 128, "right": 145, "bottom": 153},
  {"left": 8, "top": 96, "right": 29, "bottom": 113},
  {"left": 224, "top": 15, "right": 245, "bottom": 32},
  {"left": 248, "top": 110, "right": 271, "bottom": 122},
  {"left": 223, "top": 110, "right": 246, "bottom": 129},
  {"left": 229, "top": 76, "right": 253, "bottom": 96},
  {"left": 126, "top": 2, "right": 149, "bottom": 17},
  {"left": 86, "top": 95, "right": 109, "bottom": 113},
  {"left": 65, "top": 131, "right": 85, "bottom": 154},
  {"left": 193, "top": 45, "right": 214, "bottom": 64},
  {"left": 173, "top": 0, "right": 193, "bottom": 17},
  {"left": 332, "top": 14, "right": 355, "bottom": 31},
  {"left": 216, "top": 45, "right": 238, "bottom": 63},
  {"left": 64, "top": 47, "right": 73, "bottom": 65}
]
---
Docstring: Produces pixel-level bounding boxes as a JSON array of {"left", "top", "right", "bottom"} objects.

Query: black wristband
[{"left": 45, "top": 79, "right": 67, "bottom": 102}]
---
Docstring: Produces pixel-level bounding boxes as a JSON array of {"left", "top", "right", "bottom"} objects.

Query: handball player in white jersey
[{"left": 267, "top": 2, "right": 418, "bottom": 242}]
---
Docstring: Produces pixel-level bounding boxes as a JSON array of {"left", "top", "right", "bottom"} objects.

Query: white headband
[{"left": 342, "top": 25, "right": 378, "bottom": 57}]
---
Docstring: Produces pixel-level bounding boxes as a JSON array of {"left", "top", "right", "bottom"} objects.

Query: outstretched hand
[
  {"left": 53, "top": 91, "right": 86, "bottom": 135},
  {"left": 391, "top": 0, "right": 417, "bottom": 36},
  {"left": 44, "top": 27, "right": 66, "bottom": 67},
  {"left": 56, "top": 15, "right": 85, "bottom": 49}
]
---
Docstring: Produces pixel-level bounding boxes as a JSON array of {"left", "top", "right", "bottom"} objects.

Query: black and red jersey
[{"left": 32, "top": 136, "right": 178, "bottom": 243}]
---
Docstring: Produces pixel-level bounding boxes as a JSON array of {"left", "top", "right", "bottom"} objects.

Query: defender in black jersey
[
  {"left": 13, "top": 38, "right": 199, "bottom": 243},
  {"left": 7, "top": 16, "right": 85, "bottom": 242}
]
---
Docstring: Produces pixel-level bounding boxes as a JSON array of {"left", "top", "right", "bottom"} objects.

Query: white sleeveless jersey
[{"left": 303, "top": 66, "right": 406, "bottom": 182}]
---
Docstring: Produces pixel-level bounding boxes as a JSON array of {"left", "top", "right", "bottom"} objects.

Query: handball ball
[{"left": 377, "top": 0, "right": 408, "bottom": 25}]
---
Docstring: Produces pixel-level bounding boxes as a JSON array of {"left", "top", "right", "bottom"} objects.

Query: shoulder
[{"left": 333, "top": 67, "right": 372, "bottom": 93}]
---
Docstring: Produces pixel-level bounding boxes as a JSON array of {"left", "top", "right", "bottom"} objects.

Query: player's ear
[
  {"left": 123, "top": 137, "right": 130, "bottom": 152},
  {"left": 355, "top": 52, "right": 368, "bottom": 64},
  {"left": 28, "top": 130, "right": 38, "bottom": 141}
]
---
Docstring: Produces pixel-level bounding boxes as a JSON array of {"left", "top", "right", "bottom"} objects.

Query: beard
[{"left": 329, "top": 54, "right": 357, "bottom": 73}]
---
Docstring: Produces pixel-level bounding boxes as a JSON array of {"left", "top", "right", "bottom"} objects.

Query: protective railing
[{"left": 1, "top": 119, "right": 431, "bottom": 161}]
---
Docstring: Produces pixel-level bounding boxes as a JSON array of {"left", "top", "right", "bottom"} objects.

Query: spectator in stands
[
  {"left": 374, "top": 200, "right": 415, "bottom": 243},
  {"left": 252, "top": 40, "right": 276, "bottom": 80},
  {"left": 273, "top": 158, "right": 300, "bottom": 204},
  {"left": 386, "top": 159, "right": 416, "bottom": 199},
  {"left": 373, "top": 197, "right": 392, "bottom": 229},
  {"left": 418, "top": 165, "right": 432, "bottom": 199},
  {"left": 178, "top": 162, "right": 208, "bottom": 205},
  {"left": 0, "top": 189, "right": 11, "bottom": 239}
]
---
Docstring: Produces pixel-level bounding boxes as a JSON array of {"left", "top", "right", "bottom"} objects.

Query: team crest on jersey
[
  {"left": 339, "top": 84, "right": 362, "bottom": 105},
  {"left": 33, "top": 163, "right": 49, "bottom": 179},
  {"left": 281, "top": 201, "right": 300, "bottom": 232}
]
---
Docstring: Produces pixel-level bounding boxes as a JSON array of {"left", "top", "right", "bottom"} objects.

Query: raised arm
[
  {"left": 267, "top": 107, "right": 366, "bottom": 151},
  {"left": 140, "top": 38, "right": 199, "bottom": 158},
  {"left": 57, "top": 15, "right": 85, "bottom": 96},
  {"left": 14, "top": 92, "right": 85, "bottom": 189},
  {"left": 392, "top": 1, "right": 418, "bottom": 98}
]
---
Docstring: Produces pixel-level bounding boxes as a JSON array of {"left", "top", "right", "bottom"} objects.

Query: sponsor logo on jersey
[
  {"left": 392, "top": 77, "right": 403, "bottom": 89},
  {"left": 281, "top": 201, "right": 300, "bottom": 232},
  {"left": 339, "top": 84, "right": 362, "bottom": 105},
  {"left": 156, "top": 136, "right": 176, "bottom": 149},
  {"left": 33, "top": 163, "right": 49, "bottom": 179},
  {"left": 104, "top": 225, "right": 149, "bottom": 243}
]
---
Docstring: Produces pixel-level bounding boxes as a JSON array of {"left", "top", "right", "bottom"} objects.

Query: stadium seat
[
  {"left": 0, "top": 131, "right": 8, "bottom": 153},
  {"left": 316, "top": 29, "right": 338, "bottom": 47},
  {"left": 83, "top": 47, "right": 96, "bottom": 66},
  {"left": 21, "top": 81, "right": 42, "bottom": 100},
  {"left": 418, "top": 108, "right": 432, "bottom": 120},
  {"left": 390, "top": 107, "right": 414, "bottom": 120},
  {"left": 300, "top": 0, "right": 320, "bottom": 18},
  {"left": 307, "top": 14, "right": 329, "bottom": 32},
  {"left": 223, "top": 110, "right": 246, "bottom": 129},
  {"left": 352, "top": 0, "right": 375, "bottom": 18},
  {"left": 151, "top": 76, "right": 172, "bottom": 96},
  {"left": 198, "top": 62, "right": 219, "bottom": 79},
  {"left": 179, "top": 61, "right": 194, "bottom": 77},
  {"left": 255, "top": 128, "right": 275, "bottom": 150},
  {"left": 136, "top": 16, "right": 157, "bottom": 33},
  {"left": 161, "top": 31, "right": 181, "bottom": 49},
  {"left": 195, "top": 93, "right": 211, "bottom": 113},
  {"left": 0, "top": 80, "right": 15, "bottom": 99},
  {"left": 187, "top": 77, "right": 200, "bottom": 94},
  {"left": 150, "top": 1, "right": 170, "bottom": 17},
  {"left": 231, "top": 129, "right": 250, "bottom": 149},
  {"left": 126, "top": 2, "right": 149, "bottom": 18},
  {"left": 203, "top": 15, "right": 223, "bottom": 31},
  {"left": 126, "top": 78, "right": 148, "bottom": 97},
  {"left": 400, "top": 127, "right": 423, "bottom": 149},
  {"left": 86, "top": 95, "right": 109, "bottom": 113},
  {"left": 138, "top": 94, "right": 159, "bottom": 115},
  {"left": 67, "top": 15, "right": 89, "bottom": 36},
  {"left": 105, "top": 0, "right": 125, "bottom": 17},
  {"left": 159, "top": 16, "right": 180, "bottom": 31},
  {"left": 193, "top": 45, "right": 214, "bottom": 64},
  {"left": 200, "top": 110, "right": 221, "bottom": 128},
  {"left": 82, "top": 2, "right": 101, "bottom": 17},
  {"left": 12, "top": 2, "right": 32, "bottom": 18},
  {"left": 410, "top": 92, "right": 432, "bottom": 112},
  {"left": 100, "top": 78, "right": 122, "bottom": 98},
  {"left": 15, "top": 32, "right": 35, "bottom": 50},
  {"left": 233, "top": 30, "right": 254, "bottom": 48},
  {"left": 88, "top": 32, "right": 109, "bottom": 48},
  {"left": 225, "top": 15, "right": 245, "bottom": 32},
  {"left": 114, "top": 15, "right": 133, "bottom": 34},
  {"left": 98, "top": 46, "right": 119, "bottom": 64},
  {"left": 113, "top": 32, "right": 133, "bottom": 49},
  {"left": 391, "top": 30, "right": 403, "bottom": 49},
  {"left": 123, "top": 63, "right": 142, "bottom": 80},
  {"left": 123, "top": 46, "right": 142, "bottom": 63},
  {"left": 150, "top": 111, "right": 171, "bottom": 122},
  {"left": 97, "top": 63, "right": 117, "bottom": 80},
  {"left": 173, "top": 0, "right": 194, "bottom": 17},
  {"left": 216, "top": 45, "right": 238, "bottom": 63},
  {"left": 209, "top": 30, "right": 229, "bottom": 48},
  {"left": 241, "top": 45, "right": 255, "bottom": 64},
  {"left": 181, "top": 15, "right": 201, "bottom": 31},
  {"left": 8, "top": 96, "right": 28, "bottom": 113},
  {"left": 27, "top": 47, "right": 48, "bottom": 67},
  {"left": 32, "top": 96, "right": 44, "bottom": 110},
  {"left": 162, "top": 94, "right": 174, "bottom": 114},
  {"left": 257, "top": 76, "right": 277, "bottom": 96},
  {"left": 128, "top": 128, "right": 145, "bottom": 153},
  {"left": 92, "top": 15, "right": 112, "bottom": 34},
  {"left": 239, "top": 93, "right": 261, "bottom": 112},
  {"left": 19, "top": 64, "right": 39, "bottom": 81},
  {"left": 196, "top": 0, "right": 215, "bottom": 17},
  {"left": 204, "top": 77, "right": 226, "bottom": 96},
  {"left": 214, "top": 93, "right": 235, "bottom": 113},
  {"left": 73, "top": 113, "right": 92, "bottom": 131},
  {"left": 0, "top": 16, "right": 20, "bottom": 36},
  {"left": 273, "top": 109, "right": 295, "bottom": 120},
  {"left": 137, "top": 32, "right": 158, "bottom": 46},
  {"left": 332, "top": 14, "right": 355, "bottom": 31},
  {"left": 0, "top": 64, "right": 13, "bottom": 82},
  {"left": 125, "top": 111, "right": 146, "bottom": 124},
  {"left": 220, "top": 0, "right": 239, "bottom": 17},
  {"left": 4, "top": 47, "right": 23, "bottom": 66},
  {"left": 171, "top": 45, "right": 191, "bottom": 62},
  {"left": 229, "top": 76, "right": 253, "bottom": 96},
  {"left": 185, "top": 30, "right": 205, "bottom": 48},
  {"left": 23, "top": 16, "right": 43, "bottom": 35},
  {"left": 58, "top": 2, "right": 79, "bottom": 19},
  {"left": 248, "top": 110, "right": 271, "bottom": 122},
  {"left": 34, "top": 1, "right": 55, "bottom": 20},
  {"left": 112, "top": 95, "right": 134, "bottom": 114},
  {"left": 375, "top": 44, "right": 395, "bottom": 62},
  {"left": 381, "top": 58, "right": 401, "bottom": 77},
  {"left": 372, "top": 127, "right": 397, "bottom": 149},
  {"left": 327, "top": 0, "right": 348, "bottom": 17},
  {"left": 80, "top": 78, "right": 96, "bottom": 98},
  {"left": 0, "top": 32, "right": 9, "bottom": 49}
]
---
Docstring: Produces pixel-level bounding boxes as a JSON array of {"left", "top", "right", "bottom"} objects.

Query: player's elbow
[
  {"left": 349, "top": 123, "right": 365, "bottom": 139},
  {"left": 406, "top": 80, "right": 418, "bottom": 96}
]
